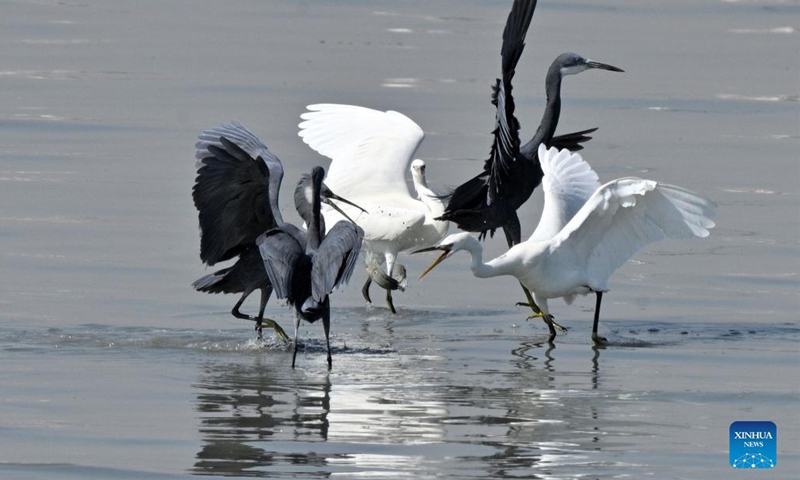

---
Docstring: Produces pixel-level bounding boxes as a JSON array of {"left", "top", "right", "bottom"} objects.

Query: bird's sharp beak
[
  {"left": 414, "top": 246, "right": 453, "bottom": 279},
  {"left": 328, "top": 192, "right": 367, "bottom": 214},
  {"left": 323, "top": 189, "right": 368, "bottom": 224},
  {"left": 586, "top": 60, "right": 624, "bottom": 73}
]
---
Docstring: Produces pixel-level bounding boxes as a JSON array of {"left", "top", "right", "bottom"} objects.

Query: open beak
[
  {"left": 322, "top": 186, "right": 368, "bottom": 224},
  {"left": 413, "top": 245, "right": 453, "bottom": 279},
  {"left": 586, "top": 60, "right": 624, "bottom": 73}
]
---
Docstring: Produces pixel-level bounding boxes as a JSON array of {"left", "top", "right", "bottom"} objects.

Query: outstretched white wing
[
  {"left": 551, "top": 177, "right": 716, "bottom": 289},
  {"left": 529, "top": 145, "right": 601, "bottom": 241},
  {"left": 298, "top": 104, "right": 424, "bottom": 197}
]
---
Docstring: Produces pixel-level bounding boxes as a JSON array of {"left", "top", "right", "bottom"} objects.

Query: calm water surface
[{"left": 1, "top": 0, "right": 798, "bottom": 478}]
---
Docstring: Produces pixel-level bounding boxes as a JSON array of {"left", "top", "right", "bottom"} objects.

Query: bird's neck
[
  {"left": 460, "top": 239, "right": 505, "bottom": 279},
  {"left": 268, "top": 170, "right": 284, "bottom": 226},
  {"left": 520, "top": 71, "right": 562, "bottom": 159},
  {"left": 306, "top": 186, "right": 323, "bottom": 252},
  {"left": 414, "top": 180, "right": 446, "bottom": 217}
]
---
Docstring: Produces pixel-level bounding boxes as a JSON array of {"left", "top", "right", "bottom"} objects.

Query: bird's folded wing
[
  {"left": 311, "top": 222, "right": 364, "bottom": 301},
  {"left": 551, "top": 178, "right": 716, "bottom": 286},
  {"left": 298, "top": 104, "right": 424, "bottom": 197},
  {"left": 193, "top": 122, "right": 284, "bottom": 265},
  {"left": 257, "top": 228, "right": 306, "bottom": 300},
  {"left": 529, "top": 145, "right": 600, "bottom": 241}
]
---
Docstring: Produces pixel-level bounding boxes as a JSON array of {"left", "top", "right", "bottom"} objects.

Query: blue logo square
[{"left": 730, "top": 421, "right": 776, "bottom": 469}]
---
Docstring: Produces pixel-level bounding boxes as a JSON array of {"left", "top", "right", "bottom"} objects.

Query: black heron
[
  {"left": 259, "top": 167, "right": 364, "bottom": 369},
  {"left": 192, "top": 122, "right": 361, "bottom": 342}
]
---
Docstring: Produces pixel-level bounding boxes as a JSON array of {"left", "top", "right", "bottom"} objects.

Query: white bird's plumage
[
  {"left": 298, "top": 104, "right": 448, "bottom": 311},
  {"left": 529, "top": 146, "right": 601, "bottom": 242},
  {"left": 422, "top": 145, "right": 716, "bottom": 331},
  {"left": 299, "top": 104, "right": 425, "bottom": 198},
  {"left": 551, "top": 177, "right": 714, "bottom": 293}
]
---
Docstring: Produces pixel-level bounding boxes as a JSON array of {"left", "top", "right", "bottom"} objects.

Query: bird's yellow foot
[
  {"left": 541, "top": 314, "right": 568, "bottom": 332},
  {"left": 525, "top": 311, "right": 546, "bottom": 320},
  {"left": 516, "top": 301, "right": 544, "bottom": 317},
  {"left": 263, "top": 319, "right": 290, "bottom": 343},
  {"left": 518, "top": 309, "right": 568, "bottom": 332}
]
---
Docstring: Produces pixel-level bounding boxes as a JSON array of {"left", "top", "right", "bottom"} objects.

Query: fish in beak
[{"left": 413, "top": 244, "right": 454, "bottom": 279}]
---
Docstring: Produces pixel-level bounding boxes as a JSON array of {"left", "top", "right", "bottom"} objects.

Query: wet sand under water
[{"left": 1, "top": 0, "right": 798, "bottom": 478}]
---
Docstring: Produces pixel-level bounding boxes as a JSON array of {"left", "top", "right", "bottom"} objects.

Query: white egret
[
  {"left": 298, "top": 104, "right": 449, "bottom": 313},
  {"left": 417, "top": 145, "right": 716, "bottom": 344},
  {"left": 433, "top": 0, "right": 622, "bottom": 334}
]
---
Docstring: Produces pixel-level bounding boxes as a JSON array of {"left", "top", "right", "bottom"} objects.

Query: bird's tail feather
[
  {"left": 547, "top": 128, "right": 598, "bottom": 152},
  {"left": 192, "top": 267, "right": 233, "bottom": 294}
]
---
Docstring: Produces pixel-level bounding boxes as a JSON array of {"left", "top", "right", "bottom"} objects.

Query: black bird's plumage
[
  {"left": 259, "top": 167, "right": 364, "bottom": 369},
  {"left": 193, "top": 136, "right": 280, "bottom": 265},
  {"left": 438, "top": 0, "right": 619, "bottom": 245},
  {"left": 192, "top": 122, "right": 289, "bottom": 340}
]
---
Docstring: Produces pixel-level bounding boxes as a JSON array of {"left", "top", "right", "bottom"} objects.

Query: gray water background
[{"left": 1, "top": 0, "right": 798, "bottom": 478}]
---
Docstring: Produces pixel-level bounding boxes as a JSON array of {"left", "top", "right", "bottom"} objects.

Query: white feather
[
  {"left": 421, "top": 147, "right": 716, "bottom": 325},
  {"left": 529, "top": 144, "right": 601, "bottom": 241},
  {"left": 298, "top": 104, "right": 424, "bottom": 198},
  {"left": 298, "top": 105, "right": 449, "bottom": 299}
]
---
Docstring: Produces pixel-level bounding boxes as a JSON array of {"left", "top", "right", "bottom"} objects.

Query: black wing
[
  {"left": 311, "top": 222, "right": 364, "bottom": 302},
  {"left": 486, "top": 0, "right": 538, "bottom": 205},
  {"left": 440, "top": 171, "right": 489, "bottom": 214},
  {"left": 191, "top": 246, "right": 266, "bottom": 294},
  {"left": 548, "top": 127, "right": 598, "bottom": 152},
  {"left": 439, "top": 0, "right": 537, "bottom": 228},
  {"left": 193, "top": 123, "right": 282, "bottom": 265},
  {"left": 257, "top": 227, "right": 310, "bottom": 306}
]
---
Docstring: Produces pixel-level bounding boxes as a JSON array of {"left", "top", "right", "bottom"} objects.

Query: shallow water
[{"left": 1, "top": 0, "right": 798, "bottom": 478}]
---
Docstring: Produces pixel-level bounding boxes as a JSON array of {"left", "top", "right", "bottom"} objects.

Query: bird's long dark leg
[
  {"left": 231, "top": 289, "right": 255, "bottom": 321},
  {"left": 231, "top": 288, "right": 288, "bottom": 343},
  {"left": 361, "top": 277, "right": 373, "bottom": 304},
  {"left": 291, "top": 312, "right": 301, "bottom": 369},
  {"left": 384, "top": 253, "right": 399, "bottom": 314},
  {"left": 255, "top": 289, "right": 266, "bottom": 341},
  {"left": 592, "top": 292, "right": 607, "bottom": 345},
  {"left": 502, "top": 219, "right": 566, "bottom": 336},
  {"left": 385, "top": 288, "right": 397, "bottom": 314},
  {"left": 255, "top": 287, "right": 289, "bottom": 343},
  {"left": 322, "top": 302, "right": 332, "bottom": 370}
]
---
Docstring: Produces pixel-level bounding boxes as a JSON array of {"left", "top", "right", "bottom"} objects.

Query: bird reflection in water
[
  {"left": 191, "top": 361, "right": 332, "bottom": 476},
  {"left": 511, "top": 340, "right": 556, "bottom": 376}
]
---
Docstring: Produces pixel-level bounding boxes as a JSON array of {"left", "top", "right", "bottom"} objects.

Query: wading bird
[
  {"left": 418, "top": 145, "right": 716, "bottom": 344},
  {"left": 192, "top": 122, "right": 361, "bottom": 342},
  {"left": 298, "top": 105, "right": 449, "bottom": 313},
  {"left": 362, "top": 250, "right": 408, "bottom": 308},
  {"left": 259, "top": 167, "right": 364, "bottom": 369},
  {"left": 435, "top": 0, "right": 623, "bottom": 333}
]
